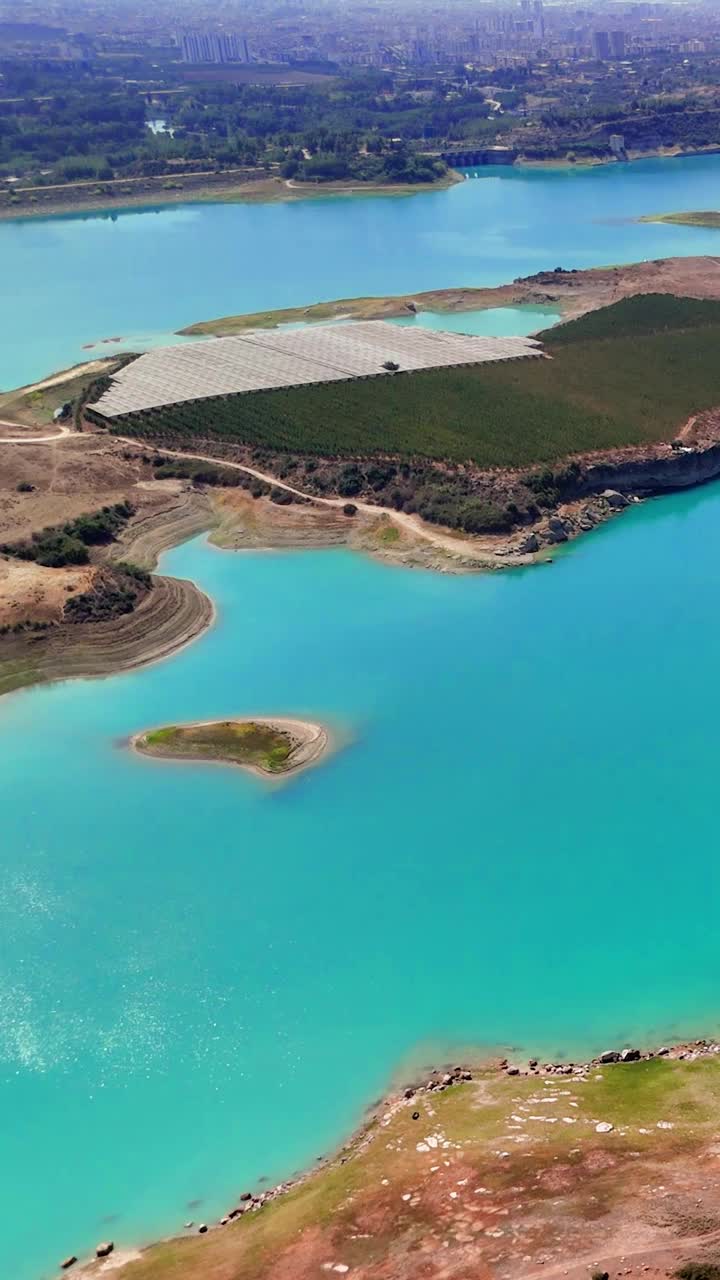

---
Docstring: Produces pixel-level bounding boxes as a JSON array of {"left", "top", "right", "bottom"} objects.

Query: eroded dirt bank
[
  {"left": 6, "top": 402, "right": 720, "bottom": 701},
  {"left": 0, "top": 435, "right": 215, "bottom": 696}
]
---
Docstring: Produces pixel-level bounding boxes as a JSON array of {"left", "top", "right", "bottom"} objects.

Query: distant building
[
  {"left": 609, "top": 30, "right": 626, "bottom": 57},
  {"left": 609, "top": 133, "right": 626, "bottom": 156},
  {"left": 180, "top": 31, "right": 250, "bottom": 64},
  {"left": 591, "top": 30, "right": 611, "bottom": 59}
]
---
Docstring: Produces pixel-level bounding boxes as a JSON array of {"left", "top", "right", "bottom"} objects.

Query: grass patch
[
  {"left": 640, "top": 210, "right": 720, "bottom": 229},
  {"left": 377, "top": 522, "right": 400, "bottom": 545},
  {"left": 139, "top": 720, "right": 297, "bottom": 774},
  {"left": 85, "top": 1059, "right": 720, "bottom": 1280},
  {"left": 102, "top": 296, "right": 720, "bottom": 470}
]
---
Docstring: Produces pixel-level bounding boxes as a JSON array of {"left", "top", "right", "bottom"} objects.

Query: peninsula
[
  {"left": 5, "top": 257, "right": 720, "bottom": 702},
  {"left": 132, "top": 717, "right": 330, "bottom": 777},
  {"left": 640, "top": 210, "right": 720, "bottom": 229}
]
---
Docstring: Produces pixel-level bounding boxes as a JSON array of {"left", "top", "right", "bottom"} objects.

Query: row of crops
[{"left": 95, "top": 301, "right": 720, "bottom": 469}]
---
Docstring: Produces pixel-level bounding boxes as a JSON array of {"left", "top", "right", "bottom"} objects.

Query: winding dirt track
[
  {"left": 115, "top": 438, "right": 500, "bottom": 563},
  {"left": 0, "top": 423, "right": 72, "bottom": 442},
  {"left": 0, "top": 425, "right": 504, "bottom": 563}
]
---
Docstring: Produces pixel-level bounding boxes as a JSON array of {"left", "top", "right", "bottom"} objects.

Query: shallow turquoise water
[
  {"left": 5, "top": 483, "right": 720, "bottom": 1276},
  {"left": 392, "top": 303, "right": 560, "bottom": 334},
  {"left": 5, "top": 153, "right": 720, "bottom": 386},
  {"left": 5, "top": 156, "right": 720, "bottom": 1276}
]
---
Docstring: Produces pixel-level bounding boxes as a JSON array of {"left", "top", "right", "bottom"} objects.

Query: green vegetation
[
  {"left": 63, "top": 564, "right": 150, "bottom": 623},
  {"left": 544, "top": 293, "right": 720, "bottom": 342},
  {"left": 138, "top": 720, "right": 300, "bottom": 774},
  {"left": 150, "top": 455, "right": 273, "bottom": 497},
  {"left": 93, "top": 295, "right": 720, "bottom": 536},
  {"left": 0, "top": 501, "right": 134, "bottom": 568},
  {"left": 0, "top": 62, "right": 447, "bottom": 191},
  {"left": 676, "top": 1265, "right": 720, "bottom": 1280},
  {"left": 103, "top": 295, "right": 720, "bottom": 470},
  {"left": 79, "top": 1056, "right": 720, "bottom": 1280},
  {"left": 641, "top": 210, "right": 720, "bottom": 228}
]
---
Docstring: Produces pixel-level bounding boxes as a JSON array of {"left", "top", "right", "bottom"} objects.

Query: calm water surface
[
  {"left": 5, "top": 491, "right": 720, "bottom": 1277},
  {"left": 5, "top": 153, "right": 720, "bottom": 386},
  {"left": 4, "top": 159, "right": 720, "bottom": 1277}
]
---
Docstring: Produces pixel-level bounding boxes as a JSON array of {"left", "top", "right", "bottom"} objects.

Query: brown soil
[
  {"left": 5, "top": 254, "right": 720, "bottom": 697},
  {"left": 76, "top": 1054, "right": 720, "bottom": 1280},
  {"left": 506, "top": 254, "right": 720, "bottom": 320},
  {"left": 0, "top": 434, "right": 214, "bottom": 695}
]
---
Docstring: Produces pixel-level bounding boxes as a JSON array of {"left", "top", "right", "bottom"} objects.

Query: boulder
[
  {"left": 620, "top": 1048, "right": 641, "bottom": 1062},
  {"left": 404, "top": 1087, "right": 415, "bottom": 1099},
  {"left": 240, "top": 1192, "right": 252, "bottom": 1201},
  {"left": 506, "top": 1066, "right": 520, "bottom": 1076},
  {"left": 198, "top": 1224, "right": 208, "bottom": 1234},
  {"left": 60, "top": 1259, "right": 77, "bottom": 1271},
  {"left": 95, "top": 1243, "right": 114, "bottom": 1259},
  {"left": 601, "top": 489, "right": 630, "bottom": 509},
  {"left": 599, "top": 1050, "right": 621, "bottom": 1064},
  {"left": 517, "top": 532, "right": 540, "bottom": 554}
]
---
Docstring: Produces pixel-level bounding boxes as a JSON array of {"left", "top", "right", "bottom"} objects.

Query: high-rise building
[
  {"left": 609, "top": 30, "right": 626, "bottom": 57},
  {"left": 591, "top": 30, "right": 611, "bottom": 58}
]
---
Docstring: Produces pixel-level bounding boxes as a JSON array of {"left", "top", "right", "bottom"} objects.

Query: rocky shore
[{"left": 70, "top": 1031, "right": 720, "bottom": 1278}]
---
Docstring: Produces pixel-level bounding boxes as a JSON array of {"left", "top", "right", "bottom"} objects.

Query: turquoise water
[
  {"left": 392, "top": 303, "right": 560, "bottom": 335},
  {"left": 5, "top": 153, "right": 720, "bottom": 387},
  {"left": 6, "top": 485, "right": 720, "bottom": 1276},
  {"left": 5, "top": 156, "right": 720, "bottom": 1276}
]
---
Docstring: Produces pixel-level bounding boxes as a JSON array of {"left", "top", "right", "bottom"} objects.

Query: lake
[
  {"left": 5, "top": 153, "right": 720, "bottom": 388},
  {"left": 4, "top": 157, "right": 720, "bottom": 1278}
]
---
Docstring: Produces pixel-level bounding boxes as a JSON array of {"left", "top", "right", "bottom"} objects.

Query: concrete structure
[
  {"left": 89, "top": 322, "right": 543, "bottom": 420},
  {"left": 442, "top": 145, "right": 518, "bottom": 166},
  {"left": 180, "top": 31, "right": 250, "bottom": 63}
]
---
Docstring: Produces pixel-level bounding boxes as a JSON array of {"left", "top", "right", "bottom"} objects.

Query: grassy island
[{"left": 133, "top": 718, "right": 329, "bottom": 777}]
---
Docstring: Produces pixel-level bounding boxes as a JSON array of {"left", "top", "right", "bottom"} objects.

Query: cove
[
  {"left": 4, "top": 477, "right": 720, "bottom": 1277},
  {"left": 6, "top": 153, "right": 720, "bottom": 388}
]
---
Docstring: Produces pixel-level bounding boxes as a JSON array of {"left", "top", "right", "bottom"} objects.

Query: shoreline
[
  {"left": 129, "top": 715, "right": 332, "bottom": 779},
  {"left": 0, "top": 171, "right": 460, "bottom": 223},
  {"left": 177, "top": 254, "right": 720, "bottom": 338},
  {"left": 515, "top": 143, "right": 720, "bottom": 170},
  {"left": 0, "top": 494, "right": 217, "bottom": 700},
  {"left": 1, "top": 146, "right": 718, "bottom": 223},
  {"left": 76, "top": 1028, "right": 720, "bottom": 1278}
]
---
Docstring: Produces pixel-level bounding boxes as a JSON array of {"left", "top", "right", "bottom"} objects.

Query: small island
[{"left": 132, "top": 718, "right": 330, "bottom": 778}]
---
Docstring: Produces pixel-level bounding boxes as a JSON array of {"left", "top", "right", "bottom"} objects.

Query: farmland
[{"left": 93, "top": 296, "right": 720, "bottom": 470}]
